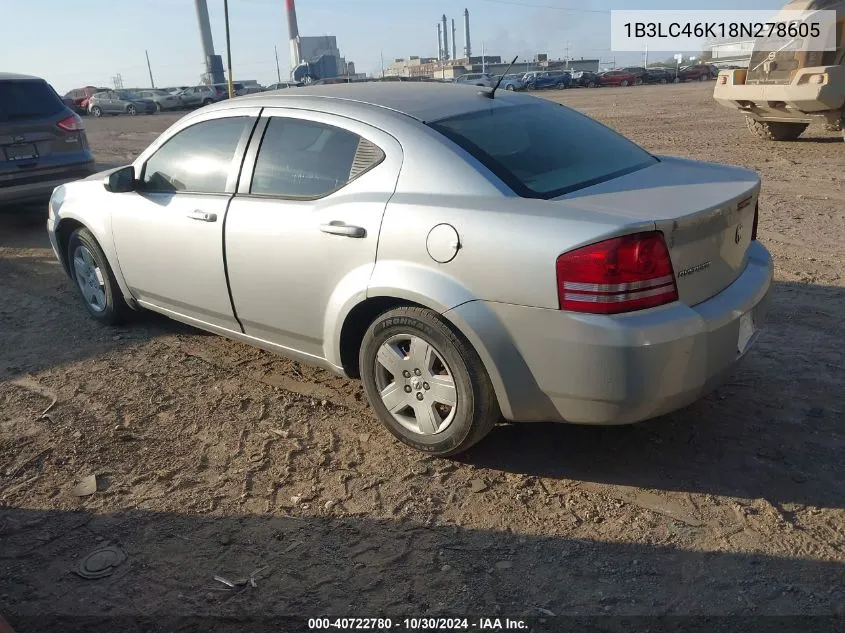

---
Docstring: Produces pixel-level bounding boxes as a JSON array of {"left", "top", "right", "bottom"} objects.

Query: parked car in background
[
  {"left": 570, "top": 71, "right": 600, "bottom": 88},
  {"left": 64, "top": 86, "right": 108, "bottom": 114},
  {"left": 644, "top": 68, "right": 674, "bottom": 84},
  {"left": 598, "top": 70, "right": 637, "bottom": 87},
  {"left": 265, "top": 82, "right": 303, "bottom": 90},
  {"left": 48, "top": 83, "right": 772, "bottom": 456},
  {"left": 88, "top": 91, "right": 157, "bottom": 117},
  {"left": 454, "top": 73, "right": 495, "bottom": 88},
  {"left": 523, "top": 71, "right": 571, "bottom": 90},
  {"left": 165, "top": 86, "right": 191, "bottom": 96},
  {"left": 134, "top": 89, "right": 182, "bottom": 112},
  {"left": 622, "top": 67, "right": 649, "bottom": 85},
  {"left": 0, "top": 73, "right": 95, "bottom": 207},
  {"left": 492, "top": 74, "right": 525, "bottom": 90},
  {"left": 177, "top": 85, "right": 226, "bottom": 107},
  {"left": 212, "top": 82, "right": 246, "bottom": 97},
  {"left": 677, "top": 64, "right": 714, "bottom": 82}
]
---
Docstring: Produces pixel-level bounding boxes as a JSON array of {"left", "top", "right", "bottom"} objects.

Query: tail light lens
[
  {"left": 57, "top": 113, "right": 85, "bottom": 132},
  {"left": 556, "top": 231, "right": 678, "bottom": 314},
  {"left": 751, "top": 203, "right": 759, "bottom": 241},
  {"left": 718, "top": 75, "right": 727, "bottom": 84}
]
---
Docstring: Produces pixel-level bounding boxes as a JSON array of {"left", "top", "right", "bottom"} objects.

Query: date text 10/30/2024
[{"left": 307, "top": 618, "right": 530, "bottom": 630}]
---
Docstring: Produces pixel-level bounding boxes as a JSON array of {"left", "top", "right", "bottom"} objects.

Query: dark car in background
[
  {"left": 88, "top": 91, "right": 157, "bottom": 117},
  {"left": 0, "top": 73, "right": 95, "bottom": 207},
  {"left": 598, "top": 70, "right": 636, "bottom": 87},
  {"left": 570, "top": 71, "right": 600, "bottom": 88},
  {"left": 622, "top": 67, "right": 649, "bottom": 85},
  {"left": 644, "top": 68, "right": 674, "bottom": 84},
  {"left": 524, "top": 71, "right": 571, "bottom": 90},
  {"left": 677, "top": 64, "right": 714, "bottom": 82}
]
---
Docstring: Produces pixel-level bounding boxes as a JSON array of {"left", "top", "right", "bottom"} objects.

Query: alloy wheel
[
  {"left": 374, "top": 334, "right": 458, "bottom": 436},
  {"left": 72, "top": 245, "right": 106, "bottom": 313}
]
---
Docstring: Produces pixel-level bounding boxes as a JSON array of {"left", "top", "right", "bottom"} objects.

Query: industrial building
[{"left": 386, "top": 8, "right": 599, "bottom": 80}]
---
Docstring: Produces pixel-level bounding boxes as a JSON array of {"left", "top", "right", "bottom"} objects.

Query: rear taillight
[
  {"left": 556, "top": 231, "right": 678, "bottom": 314},
  {"left": 751, "top": 203, "right": 759, "bottom": 241},
  {"left": 57, "top": 113, "right": 85, "bottom": 132}
]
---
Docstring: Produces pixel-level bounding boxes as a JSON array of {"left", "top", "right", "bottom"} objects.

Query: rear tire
[
  {"left": 505, "top": 84, "right": 515, "bottom": 90},
  {"left": 359, "top": 306, "right": 500, "bottom": 456},
  {"left": 90, "top": 106, "right": 102, "bottom": 117},
  {"left": 155, "top": 102, "right": 162, "bottom": 112},
  {"left": 745, "top": 116, "right": 808, "bottom": 141},
  {"left": 67, "top": 228, "right": 130, "bottom": 326},
  {"left": 126, "top": 104, "right": 137, "bottom": 116},
  {"left": 621, "top": 80, "right": 629, "bottom": 87},
  {"left": 202, "top": 98, "right": 213, "bottom": 106}
]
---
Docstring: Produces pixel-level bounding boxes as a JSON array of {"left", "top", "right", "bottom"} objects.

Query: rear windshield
[
  {"left": 429, "top": 102, "right": 657, "bottom": 199},
  {"left": 0, "top": 80, "right": 64, "bottom": 122}
]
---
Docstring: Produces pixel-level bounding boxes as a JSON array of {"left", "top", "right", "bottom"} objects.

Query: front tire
[
  {"left": 126, "top": 104, "right": 137, "bottom": 116},
  {"left": 745, "top": 116, "right": 808, "bottom": 141},
  {"left": 67, "top": 228, "right": 129, "bottom": 325},
  {"left": 90, "top": 106, "right": 102, "bottom": 117},
  {"left": 359, "top": 307, "right": 500, "bottom": 456},
  {"left": 620, "top": 80, "right": 629, "bottom": 87},
  {"left": 155, "top": 102, "right": 163, "bottom": 112}
]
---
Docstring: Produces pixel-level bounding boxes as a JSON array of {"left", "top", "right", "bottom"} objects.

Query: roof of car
[
  {"left": 233, "top": 82, "right": 533, "bottom": 122},
  {"left": 0, "top": 72, "right": 43, "bottom": 81}
]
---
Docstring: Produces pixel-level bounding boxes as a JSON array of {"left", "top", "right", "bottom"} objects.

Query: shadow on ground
[{"left": 1, "top": 506, "right": 843, "bottom": 631}]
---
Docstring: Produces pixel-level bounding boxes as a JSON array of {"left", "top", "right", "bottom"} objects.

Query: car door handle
[
  {"left": 187, "top": 210, "right": 217, "bottom": 222},
  {"left": 319, "top": 222, "right": 366, "bottom": 238}
]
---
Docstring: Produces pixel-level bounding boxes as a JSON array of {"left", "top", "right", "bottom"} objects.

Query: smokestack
[
  {"left": 463, "top": 8, "right": 472, "bottom": 58},
  {"left": 285, "top": 0, "right": 302, "bottom": 70},
  {"left": 194, "top": 0, "right": 224, "bottom": 84},
  {"left": 452, "top": 18, "right": 457, "bottom": 62},
  {"left": 442, "top": 14, "right": 449, "bottom": 60},
  {"left": 437, "top": 22, "right": 443, "bottom": 60}
]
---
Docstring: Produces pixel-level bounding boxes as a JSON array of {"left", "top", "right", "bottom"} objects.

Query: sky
[{"left": 2, "top": 0, "right": 782, "bottom": 94}]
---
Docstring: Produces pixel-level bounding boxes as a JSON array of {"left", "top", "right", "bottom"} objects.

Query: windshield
[
  {"left": 0, "top": 80, "right": 64, "bottom": 122},
  {"left": 429, "top": 102, "right": 657, "bottom": 199}
]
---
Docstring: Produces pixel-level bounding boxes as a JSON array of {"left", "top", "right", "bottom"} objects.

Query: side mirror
[{"left": 104, "top": 165, "right": 136, "bottom": 193}]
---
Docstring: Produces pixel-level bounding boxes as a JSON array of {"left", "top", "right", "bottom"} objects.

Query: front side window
[
  {"left": 250, "top": 117, "right": 384, "bottom": 198},
  {"left": 429, "top": 102, "right": 657, "bottom": 199},
  {"left": 142, "top": 117, "right": 247, "bottom": 194}
]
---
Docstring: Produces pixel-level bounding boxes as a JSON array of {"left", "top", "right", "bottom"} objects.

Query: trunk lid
[{"left": 559, "top": 157, "right": 760, "bottom": 306}]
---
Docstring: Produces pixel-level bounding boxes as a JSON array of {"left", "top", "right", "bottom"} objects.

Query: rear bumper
[
  {"left": 449, "top": 241, "right": 773, "bottom": 425},
  {"left": 0, "top": 162, "right": 95, "bottom": 207},
  {"left": 714, "top": 66, "right": 845, "bottom": 118}
]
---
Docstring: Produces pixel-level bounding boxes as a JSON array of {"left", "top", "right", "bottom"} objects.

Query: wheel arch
[
  {"left": 54, "top": 213, "right": 138, "bottom": 310},
  {"left": 333, "top": 280, "right": 550, "bottom": 422}
]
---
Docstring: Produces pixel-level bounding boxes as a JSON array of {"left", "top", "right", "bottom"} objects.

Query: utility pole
[
  {"left": 145, "top": 50, "right": 155, "bottom": 88},
  {"left": 644, "top": 45, "right": 649, "bottom": 67},
  {"left": 481, "top": 41, "right": 485, "bottom": 73},
  {"left": 275, "top": 45, "right": 282, "bottom": 83},
  {"left": 223, "top": 0, "right": 234, "bottom": 99},
  {"left": 380, "top": 51, "right": 384, "bottom": 78}
]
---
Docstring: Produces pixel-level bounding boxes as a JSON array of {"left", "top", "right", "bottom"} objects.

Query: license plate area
[
  {"left": 4, "top": 143, "right": 38, "bottom": 161},
  {"left": 737, "top": 310, "right": 756, "bottom": 355}
]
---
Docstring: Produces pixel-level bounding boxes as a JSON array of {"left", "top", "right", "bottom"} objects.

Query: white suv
[{"left": 454, "top": 73, "right": 495, "bottom": 88}]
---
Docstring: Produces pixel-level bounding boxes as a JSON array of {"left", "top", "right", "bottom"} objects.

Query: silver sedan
[{"left": 47, "top": 84, "right": 772, "bottom": 455}]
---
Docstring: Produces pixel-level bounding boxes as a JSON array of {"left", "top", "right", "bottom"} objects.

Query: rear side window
[
  {"left": 429, "top": 102, "right": 657, "bottom": 199},
  {"left": 250, "top": 117, "right": 384, "bottom": 198},
  {"left": 142, "top": 117, "right": 247, "bottom": 194},
  {"left": 0, "top": 80, "right": 64, "bottom": 122}
]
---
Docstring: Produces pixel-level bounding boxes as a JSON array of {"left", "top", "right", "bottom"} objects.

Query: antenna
[{"left": 480, "top": 55, "right": 518, "bottom": 99}]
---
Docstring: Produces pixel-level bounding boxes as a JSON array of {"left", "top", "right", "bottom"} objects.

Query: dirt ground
[{"left": 1, "top": 82, "right": 844, "bottom": 631}]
